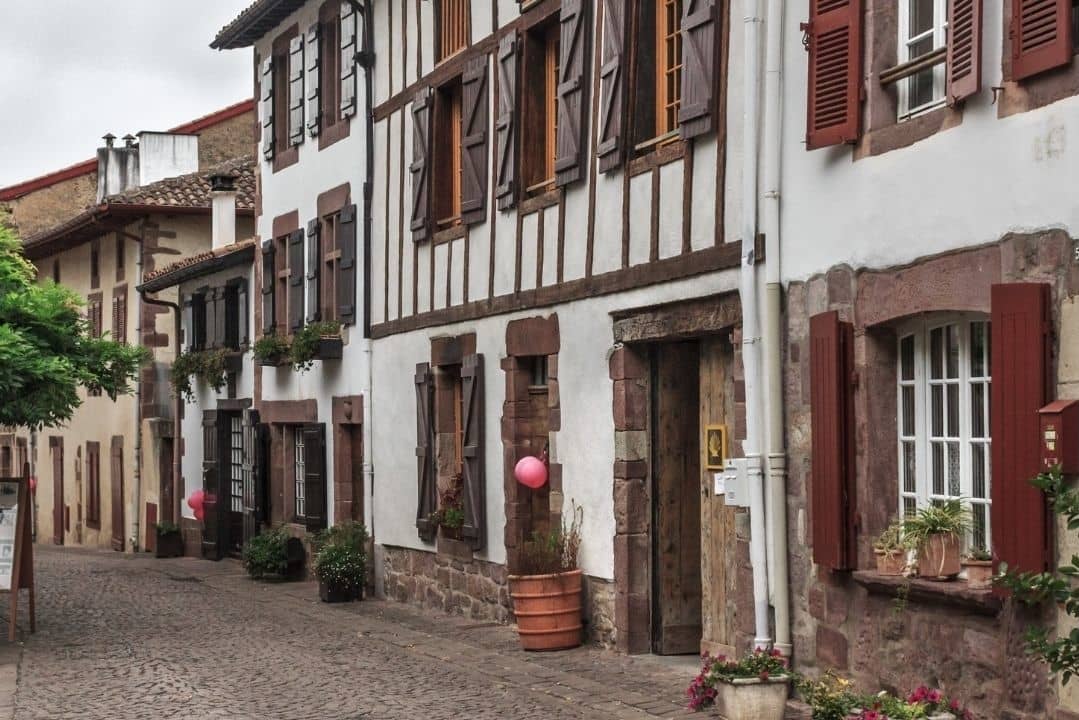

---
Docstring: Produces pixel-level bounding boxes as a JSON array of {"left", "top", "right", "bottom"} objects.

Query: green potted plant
[
  {"left": 154, "top": 522, "right": 184, "bottom": 558},
  {"left": 170, "top": 349, "right": 229, "bottom": 401},
  {"left": 242, "top": 526, "right": 304, "bottom": 580},
  {"left": 962, "top": 545, "right": 993, "bottom": 588},
  {"left": 796, "top": 673, "right": 861, "bottom": 720},
  {"left": 254, "top": 333, "right": 291, "bottom": 367},
  {"left": 903, "top": 499, "right": 970, "bottom": 580},
  {"left": 290, "top": 321, "right": 342, "bottom": 370},
  {"left": 312, "top": 520, "right": 368, "bottom": 603},
  {"left": 687, "top": 649, "right": 791, "bottom": 719},
  {"left": 873, "top": 518, "right": 908, "bottom": 576}
]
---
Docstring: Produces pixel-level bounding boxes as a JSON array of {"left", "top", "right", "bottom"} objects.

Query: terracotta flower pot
[
  {"left": 712, "top": 676, "right": 789, "bottom": 720},
  {"left": 875, "top": 549, "right": 906, "bottom": 576},
  {"left": 962, "top": 559, "right": 994, "bottom": 588},
  {"left": 508, "top": 569, "right": 583, "bottom": 651},
  {"left": 917, "top": 532, "right": 961, "bottom": 579}
]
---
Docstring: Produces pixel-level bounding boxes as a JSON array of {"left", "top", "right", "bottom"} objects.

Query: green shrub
[
  {"left": 170, "top": 349, "right": 228, "bottom": 402},
  {"left": 253, "top": 333, "right": 291, "bottom": 366},
  {"left": 313, "top": 521, "right": 368, "bottom": 589},
  {"left": 242, "top": 526, "right": 291, "bottom": 579},
  {"left": 290, "top": 321, "right": 340, "bottom": 371}
]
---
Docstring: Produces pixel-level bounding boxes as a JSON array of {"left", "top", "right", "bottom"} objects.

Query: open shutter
[
  {"left": 555, "top": 0, "right": 589, "bottom": 187},
  {"left": 183, "top": 296, "right": 195, "bottom": 352},
  {"left": 803, "top": 0, "right": 863, "bottom": 150},
  {"left": 991, "top": 283, "right": 1052, "bottom": 574},
  {"left": 461, "top": 56, "right": 489, "bottom": 225},
  {"left": 680, "top": 0, "right": 718, "bottom": 139},
  {"left": 261, "top": 57, "right": 275, "bottom": 160},
  {"left": 809, "top": 311, "right": 856, "bottom": 571},
  {"left": 213, "top": 287, "right": 227, "bottom": 350},
  {"left": 947, "top": 0, "right": 982, "bottom": 103},
  {"left": 306, "top": 219, "right": 321, "bottom": 324},
  {"left": 289, "top": 35, "right": 305, "bottom": 146},
  {"left": 201, "top": 410, "right": 228, "bottom": 560},
  {"left": 241, "top": 408, "right": 261, "bottom": 544},
  {"left": 1011, "top": 0, "right": 1072, "bottom": 81},
  {"left": 204, "top": 288, "right": 219, "bottom": 349},
  {"left": 307, "top": 23, "right": 322, "bottom": 137},
  {"left": 261, "top": 240, "right": 276, "bottom": 335},
  {"left": 337, "top": 203, "right": 358, "bottom": 324},
  {"left": 288, "top": 229, "right": 305, "bottom": 332},
  {"left": 340, "top": 1, "right": 358, "bottom": 118},
  {"left": 415, "top": 363, "right": 437, "bottom": 542},
  {"left": 597, "top": 0, "right": 627, "bottom": 173},
  {"left": 237, "top": 279, "right": 249, "bottom": 346},
  {"left": 495, "top": 33, "right": 518, "bottom": 210},
  {"left": 460, "top": 354, "right": 486, "bottom": 551},
  {"left": 303, "top": 424, "right": 327, "bottom": 531},
  {"left": 410, "top": 88, "right": 433, "bottom": 240}
]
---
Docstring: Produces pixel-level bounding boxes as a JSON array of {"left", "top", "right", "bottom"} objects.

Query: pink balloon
[
  {"left": 194, "top": 506, "right": 205, "bottom": 522},
  {"left": 515, "top": 456, "right": 548, "bottom": 489},
  {"left": 29, "top": 476, "right": 36, "bottom": 493},
  {"left": 187, "top": 489, "right": 205, "bottom": 513}
]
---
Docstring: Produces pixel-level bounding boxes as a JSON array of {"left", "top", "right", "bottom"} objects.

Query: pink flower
[{"left": 926, "top": 689, "right": 942, "bottom": 704}]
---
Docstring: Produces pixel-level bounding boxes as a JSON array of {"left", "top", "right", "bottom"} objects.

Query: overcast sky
[{"left": 0, "top": 1, "right": 254, "bottom": 187}]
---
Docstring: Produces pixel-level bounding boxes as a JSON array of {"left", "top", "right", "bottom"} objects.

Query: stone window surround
[{"left": 998, "top": 0, "right": 1079, "bottom": 118}]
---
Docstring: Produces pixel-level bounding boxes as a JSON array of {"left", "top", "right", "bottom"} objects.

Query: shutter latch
[{"left": 800, "top": 22, "right": 812, "bottom": 51}]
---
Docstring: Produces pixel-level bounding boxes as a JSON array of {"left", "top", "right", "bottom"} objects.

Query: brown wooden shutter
[
  {"left": 495, "top": 33, "right": 519, "bottom": 210},
  {"left": 410, "top": 88, "right": 434, "bottom": 240},
  {"left": 340, "top": 1, "right": 358, "bottom": 118},
  {"left": 597, "top": 0, "right": 627, "bottom": 173},
  {"left": 461, "top": 56, "right": 489, "bottom": 225},
  {"left": 803, "top": 0, "right": 863, "bottom": 150},
  {"left": 337, "top": 203, "right": 358, "bottom": 324},
  {"left": 110, "top": 436, "right": 124, "bottom": 551},
  {"left": 302, "top": 424, "right": 328, "bottom": 531},
  {"left": 203, "top": 288, "right": 218, "bottom": 349},
  {"left": 261, "top": 57, "right": 275, "bottom": 160},
  {"left": 415, "top": 363, "right": 437, "bottom": 542},
  {"left": 111, "top": 287, "right": 127, "bottom": 345},
  {"left": 241, "top": 409, "right": 261, "bottom": 545},
  {"left": 236, "top": 279, "right": 249, "bottom": 346},
  {"left": 1011, "top": 0, "right": 1072, "bottom": 80},
  {"left": 288, "top": 229, "right": 305, "bottom": 332},
  {"left": 991, "top": 283, "right": 1052, "bottom": 574},
  {"left": 947, "top": 0, "right": 982, "bottom": 103},
  {"left": 213, "top": 287, "right": 227, "bottom": 349},
  {"left": 306, "top": 219, "right": 321, "bottom": 324},
  {"left": 680, "top": 0, "right": 718, "bottom": 139},
  {"left": 306, "top": 23, "right": 322, "bottom": 137},
  {"left": 555, "top": 0, "right": 589, "bottom": 187},
  {"left": 261, "top": 240, "right": 276, "bottom": 336},
  {"left": 289, "top": 35, "right": 305, "bottom": 146},
  {"left": 460, "top": 354, "right": 486, "bottom": 551},
  {"left": 201, "top": 410, "right": 228, "bottom": 560},
  {"left": 809, "top": 311, "right": 856, "bottom": 571}
]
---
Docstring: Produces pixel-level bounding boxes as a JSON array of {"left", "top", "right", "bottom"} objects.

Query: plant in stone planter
[
  {"left": 904, "top": 499, "right": 970, "bottom": 580},
  {"left": 253, "top": 333, "right": 291, "bottom": 367},
  {"left": 154, "top": 522, "right": 184, "bottom": 559},
  {"left": 290, "top": 321, "right": 342, "bottom": 371},
  {"left": 961, "top": 546, "right": 993, "bottom": 588},
  {"left": 170, "top": 349, "right": 228, "bottom": 402},
  {"left": 313, "top": 521, "right": 368, "bottom": 602},
  {"left": 687, "top": 648, "right": 791, "bottom": 719},
  {"left": 873, "top": 518, "right": 909, "bottom": 576}
]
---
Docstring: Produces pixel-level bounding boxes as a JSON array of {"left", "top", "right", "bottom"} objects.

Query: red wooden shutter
[
  {"left": 415, "top": 363, "right": 437, "bottom": 542},
  {"left": 809, "top": 311, "right": 856, "bottom": 571},
  {"left": 555, "top": 0, "right": 589, "bottom": 187},
  {"left": 261, "top": 240, "right": 276, "bottom": 336},
  {"left": 597, "top": 0, "right": 627, "bottom": 173},
  {"left": 289, "top": 35, "right": 305, "bottom": 146},
  {"left": 461, "top": 354, "right": 486, "bottom": 551},
  {"left": 303, "top": 424, "right": 327, "bottom": 531},
  {"left": 261, "top": 57, "right": 275, "bottom": 160},
  {"left": 1011, "top": 0, "right": 1072, "bottom": 81},
  {"left": 803, "top": 0, "right": 863, "bottom": 150},
  {"left": 411, "top": 88, "right": 433, "bottom": 239},
  {"left": 340, "top": 1, "right": 358, "bottom": 118},
  {"left": 460, "top": 55, "right": 489, "bottom": 225},
  {"left": 306, "top": 23, "right": 322, "bottom": 137},
  {"left": 337, "top": 203, "right": 357, "bottom": 325},
  {"left": 947, "top": 0, "right": 982, "bottom": 103},
  {"left": 991, "top": 283, "right": 1052, "bottom": 574},
  {"left": 288, "top": 229, "right": 305, "bottom": 332},
  {"left": 680, "top": 0, "right": 718, "bottom": 139},
  {"left": 306, "top": 219, "right": 321, "bottom": 324},
  {"left": 495, "top": 33, "right": 519, "bottom": 210}
]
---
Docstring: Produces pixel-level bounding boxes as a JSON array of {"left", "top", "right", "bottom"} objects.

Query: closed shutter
[
  {"left": 555, "top": 0, "right": 589, "bottom": 187},
  {"left": 289, "top": 35, "right": 305, "bottom": 146},
  {"left": 495, "top": 33, "right": 518, "bottom": 210},
  {"left": 111, "top": 287, "right": 127, "bottom": 344},
  {"left": 597, "top": 0, "right": 627, "bottom": 173},
  {"left": 183, "top": 296, "right": 195, "bottom": 352},
  {"left": 679, "top": 0, "right": 718, "bottom": 139},
  {"left": 461, "top": 56, "right": 489, "bottom": 225},
  {"left": 302, "top": 424, "right": 328, "bottom": 531},
  {"left": 803, "top": 0, "right": 863, "bottom": 150},
  {"left": 202, "top": 410, "right": 226, "bottom": 560},
  {"left": 213, "top": 287, "right": 227, "bottom": 349},
  {"left": 261, "top": 57, "right": 275, "bottom": 160},
  {"left": 809, "top": 311, "right": 856, "bottom": 571},
  {"left": 306, "top": 23, "right": 322, "bottom": 137},
  {"left": 1011, "top": 0, "right": 1072, "bottom": 81},
  {"left": 204, "top": 288, "right": 219, "bottom": 349},
  {"left": 460, "top": 354, "right": 486, "bottom": 551},
  {"left": 337, "top": 203, "right": 358, "bottom": 324},
  {"left": 415, "top": 363, "right": 437, "bottom": 542},
  {"left": 261, "top": 240, "right": 276, "bottom": 336},
  {"left": 410, "top": 88, "right": 433, "bottom": 240},
  {"left": 306, "top": 219, "right": 321, "bottom": 324},
  {"left": 991, "top": 283, "right": 1052, "bottom": 574},
  {"left": 237, "top": 279, "right": 249, "bottom": 346},
  {"left": 947, "top": 0, "right": 982, "bottom": 103},
  {"left": 340, "top": 1, "right": 358, "bottom": 118},
  {"left": 110, "top": 437, "right": 124, "bottom": 551},
  {"left": 241, "top": 409, "right": 261, "bottom": 544},
  {"left": 288, "top": 229, "right": 305, "bottom": 332}
]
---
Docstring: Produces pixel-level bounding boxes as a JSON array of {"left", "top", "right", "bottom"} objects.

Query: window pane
[
  {"left": 971, "top": 504, "right": 987, "bottom": 551},
  {"left": 908, "top": 0, "right": 935, "bottom": 36},
  {"left": 970, "top": 322, "right": 987, "bottom": 377},
  {"left": 930, "top": 327, "right": 943, "bottom": 379},
  {"left": 900, "top": 335, "right": 915, "bottom": 381},
  {"left": 947, "top": 383, "right": 959, "bottom": 437},
  {"left": 946, "top": 324, "right": 960, "bottom": 379},
  {"left": 971, "top": 383, "right": 986, "bottom": 438},
  {"left": 903, "top": 442, "right": 916, "bottom": 493},
  {"left": 932, "top": 442, "right": 944, "bottom": 495},
  {"left": 931, "top": 384, "right": 943, "bottom": 436},
  {"left": 972, "top": 444, "right": 987, "bottom": 498},
  {"left": 902, "top": 386, "right": 916, "bottom": 436},
  {"left": 948, "top": 442, "right": 960, "bottom": 496}
]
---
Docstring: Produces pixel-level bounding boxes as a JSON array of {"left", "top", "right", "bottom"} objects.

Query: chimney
[
  {"left": 95, "top": 133, "right": 138, "bottom": 203},
  {"left": 210, "top": 173, "right": 237, "bottom": 250}
]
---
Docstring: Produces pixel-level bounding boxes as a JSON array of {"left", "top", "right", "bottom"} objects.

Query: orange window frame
[
  {"left": 544, "top": 24, "right": 560, "bottom": 184},
  {"left": 436, "top": 83, "right": 464, "bottom": 228},
  {"left": 656, "top": 0, "right": 684, "bottom": 137},
  {"left": 438, "top": 0, "right": 471, "bottom": 62}
]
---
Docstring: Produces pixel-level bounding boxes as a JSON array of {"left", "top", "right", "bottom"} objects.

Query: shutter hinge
[{"left": 800, "top": 22, "right": 812, "bottom": 50}]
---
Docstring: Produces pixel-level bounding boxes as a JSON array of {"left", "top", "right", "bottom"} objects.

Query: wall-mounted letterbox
[{"left": 1039, "top": 400, "right": 1079, "bottom": 474}]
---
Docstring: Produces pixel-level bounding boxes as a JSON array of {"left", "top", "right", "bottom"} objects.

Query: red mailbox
[{"left": 1039, "top": 400, "right": 1079, "bottom": 474}]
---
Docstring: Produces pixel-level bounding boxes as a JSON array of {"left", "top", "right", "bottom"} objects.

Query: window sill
[
  {"left": 436, "top": 534, "right": 473, "bottom": 562},
  {"left": 519, "top": 187, "right": 561, "bottom": 215},
  {"left": 318, "top": 118, "right": 351, "bottom": 151},
  {"left": 851, "top": 570, "right": 1002, "bottom": 616},
  {"left": 271, "top": 145, "right": 299, "bottom": 174},
  {"left": 432, "top": 224, "right": 467, "bottom": 244},
  {"left": 628, "top": 140, "right": 685, "bottom": 177},
  {"left": 854, "top": 105, "right": 962, "bottom": 160}
]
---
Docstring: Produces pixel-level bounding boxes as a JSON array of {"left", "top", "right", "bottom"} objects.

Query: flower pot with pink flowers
[
  {"left": 686, "top": 649, "right": 791, "bottom": 719},
  {"left": 847, "top": 685, "right": 972, "bottom": 720}
]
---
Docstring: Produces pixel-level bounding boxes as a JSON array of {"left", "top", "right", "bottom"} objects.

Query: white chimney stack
[{"left": 210, "top": 174, "right": 237, "bottom": 250}]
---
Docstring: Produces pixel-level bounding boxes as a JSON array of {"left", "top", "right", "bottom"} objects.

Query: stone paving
[{"left": 5, "top": 545, "right": 700, "bottom": 719}]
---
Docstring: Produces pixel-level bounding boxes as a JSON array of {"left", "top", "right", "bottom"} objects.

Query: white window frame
[
  {"left": 897, "top": 0, "right": 949, "bottom": 119},
  {"left": 294, "top": 429, "right": 306, "bottom": 520},
  {"left": 896, "top": 313, "right": 992, "bottom": 550}
]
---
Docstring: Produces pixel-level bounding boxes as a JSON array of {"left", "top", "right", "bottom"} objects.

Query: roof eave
[
  {"left": 138, "top": 244, "right": 256, "bottom": 293},
  {"left": 211, "top": 0, "right": 307, "bottom": 50}
]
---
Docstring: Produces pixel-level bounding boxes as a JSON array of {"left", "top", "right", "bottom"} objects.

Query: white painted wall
[{"left": 137, "top": 133, "right": 200, "bottom": 188}]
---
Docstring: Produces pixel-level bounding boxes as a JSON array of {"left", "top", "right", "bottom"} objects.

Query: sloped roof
[
  {"left": 139, "top": 237, "right": 257, "bottom": 293},
  {"left": 211, "top": 0, "right": 307, "bottom": 49}
]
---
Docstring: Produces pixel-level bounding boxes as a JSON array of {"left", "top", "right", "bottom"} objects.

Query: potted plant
[
  {"left": 254, "top": 333, "right": 291, "bottom": 367},
  {"left": 903, "top": 499, "right": 970, "bottom": 580},
  {"left": 796, "top": 673, "right": 862, "bottom": 720},
  {"left": 508, "top": 502, "right": 584, "bottom": 651},
  {"left": 873, "top": 518, "right": 908, "bottom": 576},
  {"left": 312, "top": 520, "right": 368, "bottom": 603},
  {"left": 961, "top": 546, "right": 993, "bottom": 588},
  {"left": 242, "top": 526, "right": 303, "bottom": 580},
  {"left": 170, "top": 349, "right": 228, "bottom": 401},
  {"left": 687, "top": 649, "right": 791, "bottom": 719},
  {"left": 290, "top": 321, "right": 342, "bottom": 370},
  {"left": 154, "top": 522, "right": 184, "bottom": 558}
]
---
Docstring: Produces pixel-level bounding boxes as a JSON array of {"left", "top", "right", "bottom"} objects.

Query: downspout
[
  {"left": 741, "top": 0, "right": 772, "bottom": 651},
  {"left": 358, "top": 0, "right": 377, "bottom": 551},
  {"left": 133, "top": 231, "right": 144, "bottom": 551}
]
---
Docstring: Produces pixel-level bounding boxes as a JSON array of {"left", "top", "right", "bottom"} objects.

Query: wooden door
[
  {"left": 241, "top": 409, "right": 261, "bottom": 547},
  {"left": 51, "top": 439, "right": 63, "bottom": 546},
  {"left": 651, "top": 342, "right": 703, "bottom": 655},
  {"left": 201, "top": 410, "right": 228, "bottom": 560},
  {"left": 110, "top": 437, "right": 125, "bottom": 551}
]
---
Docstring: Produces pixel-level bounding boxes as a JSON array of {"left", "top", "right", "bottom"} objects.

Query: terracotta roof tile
[
  {"left": 141, "top": 237, "right": 258, "bottom": 289},
  {"left": 106, "top": 156, "right": 256, "bottom": 211}
]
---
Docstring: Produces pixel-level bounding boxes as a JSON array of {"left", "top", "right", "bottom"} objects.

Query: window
[
  {"left": 90, "top": 239, "right": 100, "bottom": 290},
  {"left": 224, "top": 280, "right": 248, "bottom": 349},
  {"left": 897, "top": 316, "right": 991, "bottom": 550},
  {"left": 230, "top": 415, "right": 244, "bottom": 514},
  {"left": 294, "top": 429, "right": 306, "bottom": 520},
  {"left": 87, "top": 293, "right": 103, "bottom": 339},
  {"left": 320, "top": 213, "right": 341, "bottom": 321},
  {"left": 319, "top": 1, "right": 342, "bottom": 133},
  {"left": 437, "top": 0, "right": 471, "bottom": 62},
  {"left": 86, "top": 441, "right": 101, "bottom": 528},
  {"left": 188, "top": 291, "right": 207, "bottom": 351},
  {"left": 632, "top": 0, "right": 684, "bottom": 148},
  {"left": 0, "top": 447, "right": 10, "bottom": 478},
  {"left": 898, "top": 0, "right": 948, "bottom": 118},
  {"left": 522, "top": 22, "right": 560, "bottom": 194},
  {"left": 111, "top": 285, "right": 127, "bottom": 345},
  {"left": 433, "top": 79, "right": 464, "bottom": 228}
]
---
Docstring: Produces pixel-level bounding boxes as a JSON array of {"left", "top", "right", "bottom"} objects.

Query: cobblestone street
[{"left": 5, "top": 546, "right": 695, "bottom": 720}]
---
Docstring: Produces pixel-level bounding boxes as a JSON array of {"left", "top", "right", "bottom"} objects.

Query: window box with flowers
[
  {"left": 687, "top": 649, "right": 791, "bottom": 719},
  {"left": 254, "top": 333, "right": 292, "bottom": 367},
  {"left": 290, "top": 321, "right": 343, "bottom": 370}
]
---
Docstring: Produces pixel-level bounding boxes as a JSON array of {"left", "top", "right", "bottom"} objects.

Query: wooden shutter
[
  {"left": 201, "top": 410, "right": 228, "bottom": 560},
  {"left": 555, "top": 0, "right": 589, "bottom": 187},
  {"left": 411, "top": 88, "right": 434, "bottom": 240},
  {"left": 288, "top": 229, "right": 305, "bottom": 332},
  {"left": 261, "top": 240, "right": 276, "bottom": 336},
  {"left": 809, "top": 311, "right": 856, "bottom": 571},
  {"left": 241, "top": 409, "right": 260, "bottom": 544},
  {"left": 306, "top": 219, "right": 321, "bottom": 324},
  {"left": 302, "top": 424, "right": 327, "bottom": 531},
  {"left": 204, "top": 288, "right": 218, "bottom": 349},
  {"left": 495, "top": 33, "right": 518, "bottom": 210},
  {"left": 183, "top": 296, "right": 195, "bottom": 352},
  {"left": 1011, "top": 0, "right": 1072, "bottom": 81},
  {"left": 803, "top": 0, "right": 863, "bottom": 150},
  {"left": 340, "top": 1, "right": 358, "bottom": 118},
  {"left": 111, "top": 286, "right": 127, "bottom": 344},
  {"left": 460, "top": 56, "right": 490, "bottom": 225},
  {"left": 337, "top": 203, "right": 358, "bottom": 324},
  {"left": 991, "top": 283, "right": 1052, "bottom": 574},
  {"left": 306, "top": 23, "right": 322, "bottom": 137},
  {"left": 261, "top": 57, "right": 275, "bottom": 160},
  {"left": 190, "top": 292, "right": 206, "bottom": 350},
  {"left": 460, "top": 354, "right": 486, "bottom": 551},
  {"left": 237, "top": 279, "right": 249, "bottom": 346},
  {"left": 415, "top": 363, "right": 437, "bottom": 542},
  {"left": 597, "top": 0, "right": 627, "bottom": 173},
  {"left": 213, "top": 287, "right": 227, "bottom": 349},
  {"left": 947, "top": 0, "right": 982, "bottom": 103},
  {"left": 110, "top": 437, "right": 124, "bottom": 551},
  {"left": 680, "top": 0, "right": 718, "bottom": 139},
  {"left": 289, "top": 35, "right": 305, "bottom": 146}
]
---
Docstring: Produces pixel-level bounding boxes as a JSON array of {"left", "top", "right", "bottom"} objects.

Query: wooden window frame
[
  {"left": 437, "top": 0, "right": 472, "bottom": 64},
  {"left": 630, "top": 0, "right": 685, "bottom": 154},
  {"left": 433, "top": 77, "right": 465, "bottom": 230},
  {"left": 521, "top": 21, "right": 561, "bottom": 196},
  {"left": 272, "top": 25, "right": 301, "bottom": 173},
  {"left": 656, "top": 0, "right": 684, "bottom": 137},
  {"left": 274, "top": 234, "right": 291, "bottom": 335},
  {"left": 319, "top": 212, "right": 343, "bottom": 322},
  {"left": 86, "top": 441, "right": 101, "bottom": 529},
  {"left": 318, "top": 0, "right": 353, "bottom": 149}
]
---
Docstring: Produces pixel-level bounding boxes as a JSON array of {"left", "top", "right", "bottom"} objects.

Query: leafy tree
[{"left": 0, "top": 214, "right": 148, "bottom": 430}]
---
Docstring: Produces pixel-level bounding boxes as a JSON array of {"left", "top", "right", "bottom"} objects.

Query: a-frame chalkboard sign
[{"left": 0, "top": 463, "right": 35, "bottom": 641}]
